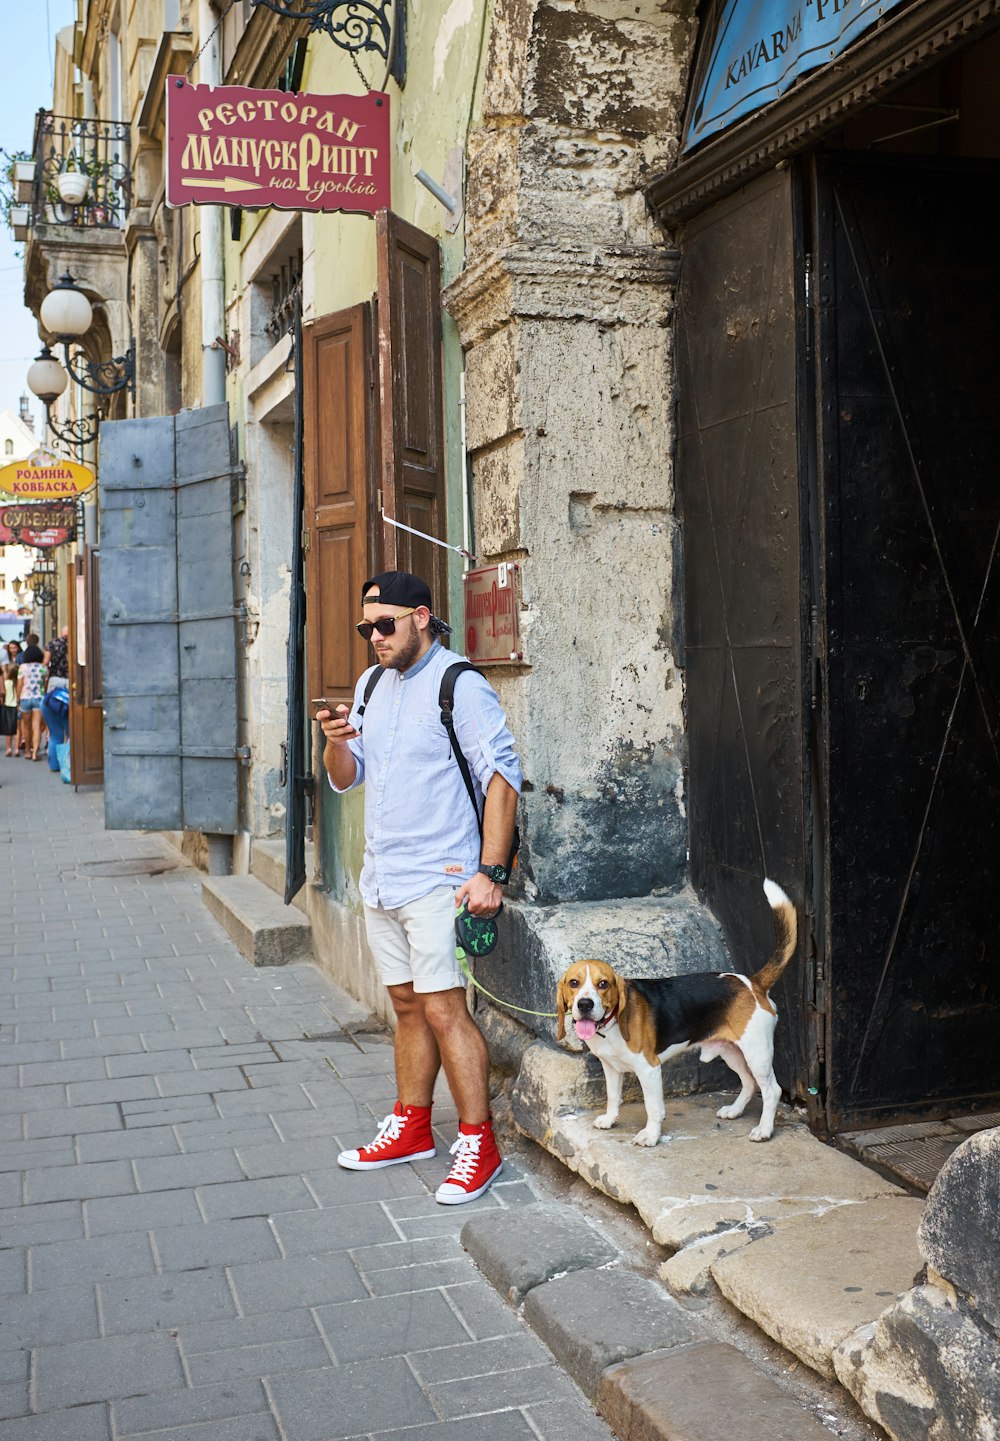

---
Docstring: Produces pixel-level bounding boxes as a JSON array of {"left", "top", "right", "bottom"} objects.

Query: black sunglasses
[{"left": 356, "top": 607, "right": 417, "bottom": 640}]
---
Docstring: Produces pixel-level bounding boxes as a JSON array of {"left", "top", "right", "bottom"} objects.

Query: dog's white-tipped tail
[{"left": 754, "top": 878, "right": 797, "bottom": 991}]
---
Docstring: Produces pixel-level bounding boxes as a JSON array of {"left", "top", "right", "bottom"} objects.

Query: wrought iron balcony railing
[{"left": 31, "top": 111, "right": 131, "bottom": 230}]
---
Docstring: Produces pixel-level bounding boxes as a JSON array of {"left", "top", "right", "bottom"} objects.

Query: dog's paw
[
  {"left": 593, "top": 1114, "right": 617, "bottom": 1130},
  {"left": 633, "top": 1127, "right": 661, "bottom": 1147},
  {"left": 748, "top": 1124, "right": 773, "bottom": 1142},
  {"left": 716, "top": 1103, "right": 742, "bottom": 1120}
]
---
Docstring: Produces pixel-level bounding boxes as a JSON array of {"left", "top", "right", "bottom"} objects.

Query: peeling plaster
[{"left": 434, "top": 0, "right": 476, "bottom": 86}]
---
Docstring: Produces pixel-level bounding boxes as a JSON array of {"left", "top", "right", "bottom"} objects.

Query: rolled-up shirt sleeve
[{"left": 452, "top": 672, "right": 522, "bottom": 796}]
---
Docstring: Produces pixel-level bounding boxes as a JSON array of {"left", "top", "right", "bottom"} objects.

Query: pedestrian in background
[
  {"left": 44, "top": 627, "right": 69, "bottom": 692},
  {"left": 41, "top": 627, "right": 71, "bottom": 774},
  {"left": 15, "top": 643, "right": 48, "bottom": 762},
  {"left": 321, "top": 570, "right": 521, "bottom": 1205},
  {"left": 1, "top": 643, "right": 20, "bottom": 756}
]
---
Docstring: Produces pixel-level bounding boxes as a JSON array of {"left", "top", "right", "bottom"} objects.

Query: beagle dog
[{"left": 556, "top": 879, "right": 797, "bottom": 1146}]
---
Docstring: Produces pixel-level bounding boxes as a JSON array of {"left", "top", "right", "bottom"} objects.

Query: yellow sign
[{"left": 0, "top": 447, "right": 96, "bottom": 500}]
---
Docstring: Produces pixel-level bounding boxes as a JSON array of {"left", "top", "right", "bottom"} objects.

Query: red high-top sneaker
[
  {"left": 435, "top": 1118, "right": 503, "bottom": 1204},
  {"left": 337, "top": 1102, "right": 436, "bottom": 1170}
]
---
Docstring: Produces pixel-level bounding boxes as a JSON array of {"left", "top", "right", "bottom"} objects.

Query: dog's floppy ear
[
  {"left": 617, "top": 979, "right": 632, "bottom": 1044},
  {"left": 555, "top": 975, "right": 568, "bottom": 1040}
]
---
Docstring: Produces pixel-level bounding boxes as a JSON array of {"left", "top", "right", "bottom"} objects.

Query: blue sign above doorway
[{"left": 683, "top": 0, "right": 905, "bottom": 152}]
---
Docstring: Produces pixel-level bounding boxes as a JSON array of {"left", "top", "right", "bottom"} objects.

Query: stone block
[
  {"left": 464, "top": 325, "right": 522, "bottom": 451},
  {"left": 33, "top": 1331, "right": 184, "bottom": 1410},
  {"left": 711, "top": 1196, "right": 925, "bottom": 1379},
  {"left": 918, "top": 1124, "right": 1000, "bottom": 1330},
  {"left": 460, "top": 1203, "right": 619, "bottom": 1303},
  {"left": 29, "top": 1231, "right": 157, "bottom": 1291},
  {"left": 596, "top": 1341, "right": 838, "bottom": 1441},
  {"left": 521, "top": 1267, "right": 703, "bottom": 1396},
  {"left": 472, "top": 435, "right": 525, "bottom": 558},
  {"left": 228, "top": 1252, "right": 367, "bottom": 1314},
  {"left": 267, "top": 1355, "right": 436, "bottom": 1439},
  {"left": 152, "top": 1216, "right": 282, "bottom": 1271},
  {"left": 834, "top": 1283, "right": 1000, "bottom": 1441},
  {"left": 201, "top": 873, "right": 313, "bottom": 968},
  {"left": 99, "top": 1268, "right": 237, "bottom": 1335},
  {"left": 316, "top": 1289, "right": 470, "bottom": 1365}
]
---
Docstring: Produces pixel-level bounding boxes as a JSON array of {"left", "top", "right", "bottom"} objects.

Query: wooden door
[
  {"left": 67, "top": 549, "right": 104, "bottom": 787},
  {"left": 302, "top": 303, "right": 375, "bottom": 712},
  {"left": 376, "top": 211, "right": 448, "bottom": 619}
]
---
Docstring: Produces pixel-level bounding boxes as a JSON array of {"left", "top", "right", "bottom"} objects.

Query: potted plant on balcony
[
  {"left": 2, "top": 148, "right": 34, "bottom": 240},
  {"left": 55, "top": 151, "right": 90, "bottom": 206},
  {"left": 9, "top": 204, "right": 30, "bottom": 241},
  {"left": 13, "top": 157, "right": 35, "bottom": 203}
]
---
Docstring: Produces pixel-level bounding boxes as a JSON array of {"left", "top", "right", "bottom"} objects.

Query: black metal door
[
  {"left": 815, "top": 154, "right": 1000, "bottom": 1127},
  {"left": 676, "top": 166, "right": 815, "bottom": 1109}
]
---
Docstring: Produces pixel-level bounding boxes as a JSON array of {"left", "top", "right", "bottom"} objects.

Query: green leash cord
[{"left": 456, "top": 946, "right": 557, "bottom": 1019}]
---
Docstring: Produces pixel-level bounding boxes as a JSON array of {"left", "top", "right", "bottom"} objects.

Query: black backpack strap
[
  {"left": 439, "top": 661, "right": 483, "bottom": 837},
  {"left": 356, "top": 666, "right": 385, "bottom": 729}
]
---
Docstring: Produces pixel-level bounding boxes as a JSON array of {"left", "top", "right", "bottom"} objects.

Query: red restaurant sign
[
  {"left": 0, "top": 502, "right": 78, "bottom": 549},
  {"left": 166, "top": 79, "right": 390, "bottom": 215},
  {"left": 463, "top": 564, "right": 523, "bottom": 666}
]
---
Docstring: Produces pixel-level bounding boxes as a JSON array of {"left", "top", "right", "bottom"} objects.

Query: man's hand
[
  {"left": 319, "top": 704, "right": 359, "bottom": 745},
  {"left": 455, "top": 872, "right": 502, "bottom": 917}
]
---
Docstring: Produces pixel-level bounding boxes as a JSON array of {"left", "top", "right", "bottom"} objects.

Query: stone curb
[
  {"left": 460, "top": 1202, "right": 835, "bottom": 1440},
  {"left": 596, "top": 1342, "right": 839, "bottom": 1441},
  {"left": 460, "top": 1204, "right": 619, "bottom": 1305}
]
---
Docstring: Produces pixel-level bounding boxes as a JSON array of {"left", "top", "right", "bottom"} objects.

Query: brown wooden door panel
[
  {"left": 377, "top": 211, "right": 447, "bottom": 619},
  {"left": 303, "top": 303, "right": 373, "bottom": 709},
  {"left": 67, "top": 551, "right": 104, "bottom": 787}
]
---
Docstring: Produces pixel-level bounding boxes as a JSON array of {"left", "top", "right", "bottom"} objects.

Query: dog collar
[{"left": 594, "top": 1003, "right": 619, "bottom": 1037}]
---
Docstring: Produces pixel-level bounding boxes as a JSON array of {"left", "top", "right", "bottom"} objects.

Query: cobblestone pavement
[{"left": 0, "top": 756, "right": 613, "bottom": 1441}]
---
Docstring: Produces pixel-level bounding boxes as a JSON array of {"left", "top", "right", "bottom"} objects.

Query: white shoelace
[
  {"left": 445, "top": 1132, "right": 482, "bottom": 1183},
  {"left": 366, "top": 1111, "right": 404, "bottom": 1151}
]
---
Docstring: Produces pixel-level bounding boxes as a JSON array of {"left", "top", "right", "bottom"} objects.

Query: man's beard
[{"left": 380, "top": 623, "right": 422, "bottom": 672}]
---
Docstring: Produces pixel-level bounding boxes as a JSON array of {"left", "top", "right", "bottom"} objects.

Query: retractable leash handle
[{"left": 454, "top": 903, "right": 558, "bottom": 1018}]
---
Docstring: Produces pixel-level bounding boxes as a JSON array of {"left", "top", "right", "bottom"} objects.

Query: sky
[{"left": 0, "top": 1, "right": 78, "bottom": 430}]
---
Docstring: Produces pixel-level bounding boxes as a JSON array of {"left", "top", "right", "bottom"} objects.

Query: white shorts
[{"left": 364, "top": 885, "right": 463, "bottom": 994}]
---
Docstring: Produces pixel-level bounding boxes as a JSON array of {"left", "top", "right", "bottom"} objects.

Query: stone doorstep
[
  {"left": 510, "top": 1034, "right": 927, "bottom": 1395},
  {"left": 250, "top": 835, "right": 314, "bottom": 916},
  {"left": 201, "top": 873, "right": 313, "bottom": 968}
]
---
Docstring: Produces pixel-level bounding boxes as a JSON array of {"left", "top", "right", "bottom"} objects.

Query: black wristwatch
[{"left": 478, "top": 862, "right": 510, "bottom": 884}]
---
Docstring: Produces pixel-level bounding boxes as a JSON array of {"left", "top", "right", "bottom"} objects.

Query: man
[{"left": 320, "top": 570, "right": 521, "bottom": 1204}]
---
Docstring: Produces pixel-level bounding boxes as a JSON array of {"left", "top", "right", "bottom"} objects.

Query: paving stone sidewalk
[{"left": 0, "top": 758, "right": 613, "bottom": 1441}]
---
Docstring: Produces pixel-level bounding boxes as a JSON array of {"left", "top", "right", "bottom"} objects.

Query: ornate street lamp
[
  {"left": 26, "top": 345, "right": 100, "bottom": 449},
  {"left": 39, "top": 273, "right": 135, "bottom": 397}
]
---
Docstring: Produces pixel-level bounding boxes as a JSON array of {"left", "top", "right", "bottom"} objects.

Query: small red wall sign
[{"left": 166, "top": 80, "right": 390, "bottom": 215}]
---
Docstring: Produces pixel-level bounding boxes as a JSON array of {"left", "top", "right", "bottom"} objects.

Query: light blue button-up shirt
[{"left": 328, "top": 642, "right": 522, "bottom": 909}]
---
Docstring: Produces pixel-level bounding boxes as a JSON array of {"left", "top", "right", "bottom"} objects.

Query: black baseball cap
[{"left": 361, "top": 571, "right": 432, "bottom": 609}]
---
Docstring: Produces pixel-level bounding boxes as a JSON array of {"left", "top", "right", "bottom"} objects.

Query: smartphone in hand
[{"left": 313, "top": 700, "right": 359, "bottom": 740}]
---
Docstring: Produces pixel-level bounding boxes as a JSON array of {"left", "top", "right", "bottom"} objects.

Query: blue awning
[{"left": 683, "top": 0, "right": 906, "bottom": 152}]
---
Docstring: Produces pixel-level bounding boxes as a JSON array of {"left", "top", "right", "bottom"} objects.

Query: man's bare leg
[
  {"left": 420, "top": 988, "right": 490, "bottom": 1124},
  {"left": 388, "top": 982, "right": 441, "bottom": 1106}
]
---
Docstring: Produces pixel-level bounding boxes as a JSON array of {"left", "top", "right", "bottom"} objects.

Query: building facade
[
  {"left": 15, "top": 0, "right": 1000, "bottom": 1431},
  {"left": 16, "top": 0, "right": 1000, "bottom": 1130}
]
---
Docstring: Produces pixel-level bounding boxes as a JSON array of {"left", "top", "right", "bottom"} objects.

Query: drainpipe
[
  {"left": 198, "top": 0, "right": 226, "bottom": 409},
  {"left": 198, "top": 0, "right": 232, "bottom": 876}
]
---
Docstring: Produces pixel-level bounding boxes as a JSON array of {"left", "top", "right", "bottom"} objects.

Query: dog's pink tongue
[{"left": 575, "top": 1019, "right": 597, "bottom": 1040}]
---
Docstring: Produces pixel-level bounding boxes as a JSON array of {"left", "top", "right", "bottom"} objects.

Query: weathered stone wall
[{"left": 447, "top": 0, "right": 697, "bottom": 905}]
